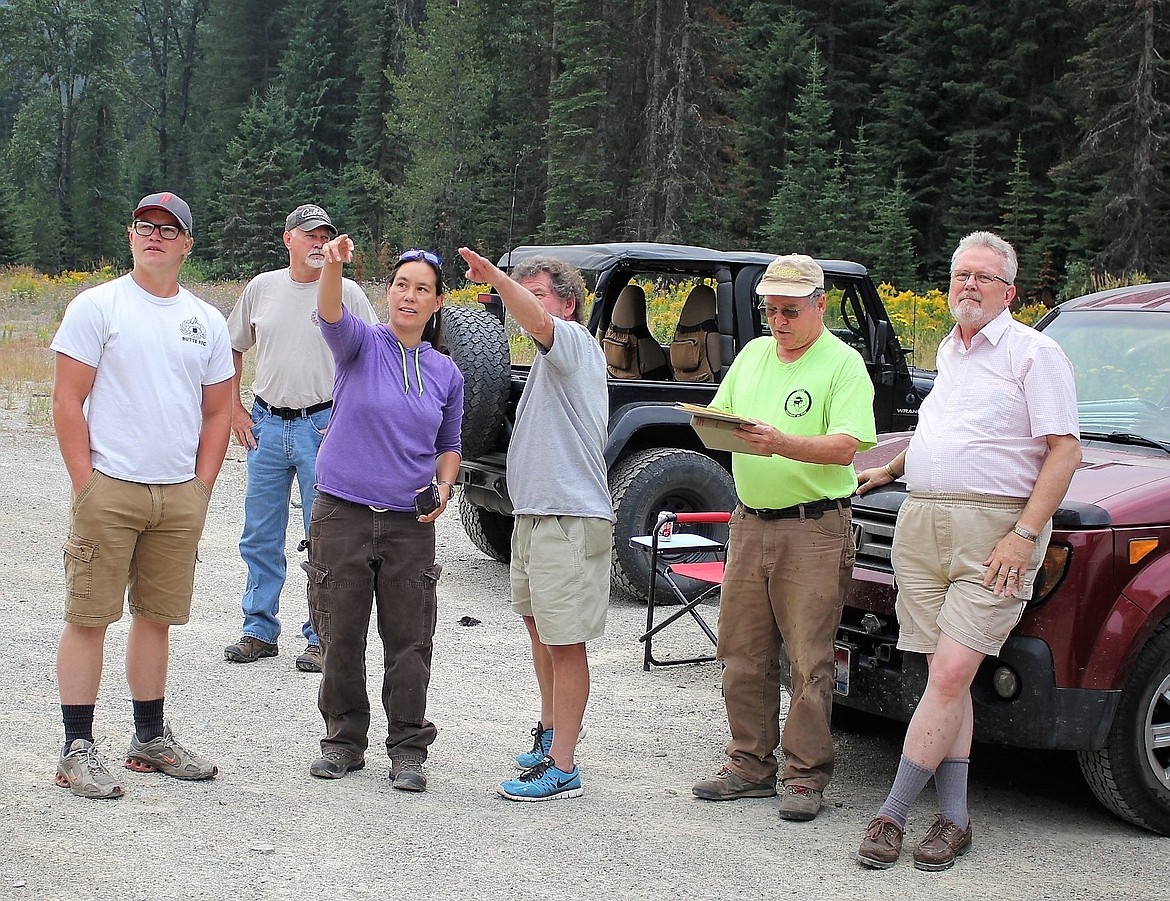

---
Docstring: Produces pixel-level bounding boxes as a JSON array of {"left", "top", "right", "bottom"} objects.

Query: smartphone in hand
[{"left": 413, "top": 483, "right": 441, "bottom": 517}]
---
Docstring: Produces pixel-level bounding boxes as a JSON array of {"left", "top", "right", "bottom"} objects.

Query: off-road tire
[
  {"left": 609, "top": 447, "right": 736, "bottom": 603},
  {"left": 440, "top": 305, "right": 510, "bottom": 460},
  {"left": 1078, "top": 620, "right": 1170, "bottom": 835},
  {"left": 458, "top": 492, "right": 513, "bottom": 564}
]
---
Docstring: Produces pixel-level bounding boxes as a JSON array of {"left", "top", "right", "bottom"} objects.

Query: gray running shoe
[
  {"left": 125, "top": 724, "right": 218, "bottom": 780},
  {"left": 56, "top": 738, "right": 124, "bottom": 799},
  {"left": 224, "top": 635, "right": 278, "bottom": 663}
]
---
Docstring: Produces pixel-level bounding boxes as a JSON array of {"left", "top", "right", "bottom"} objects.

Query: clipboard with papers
[{"left": 674, "top": 402, "right": 770, "bottom": 456}]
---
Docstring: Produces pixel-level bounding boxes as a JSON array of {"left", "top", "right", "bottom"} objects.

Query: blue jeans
[{"left": 238, "top": 400, "right": 331, "bottom": 646}]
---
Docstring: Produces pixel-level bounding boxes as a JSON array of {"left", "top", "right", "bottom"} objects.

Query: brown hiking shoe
[
  {"left": 857, "top": 815, "right": 904, "bottom": 869},
  {"left": 912, "top": 815, "right": 972, "bottom": 871},
  {"left": 777, "top": 783, "right": 823, "bottom": 821},
  {"left": 295, "top": 643, "right": 323, "bottom": 673},
  {"left": 224, "top": 635, "right": 278, "bottom": 663},
  {"left": 691, "top": 765, "right": 776, "bottom": 800}
]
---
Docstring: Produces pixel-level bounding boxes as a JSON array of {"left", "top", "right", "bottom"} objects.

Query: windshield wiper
[{"left": 1081, "top": 431, "right": 1170, "bottom": 455}]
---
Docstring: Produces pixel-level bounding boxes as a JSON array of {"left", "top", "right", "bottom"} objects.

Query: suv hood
[{"left": 857, "top": 434, "right": 1170, "bottom": 528}]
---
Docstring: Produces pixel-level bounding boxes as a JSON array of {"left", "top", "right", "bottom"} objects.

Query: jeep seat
[
  {"left": 669, "top": 284, "right": 720, "bottom": 382},
  {"left": 602, "top": 285, "right": 671, "bottom": 380}
]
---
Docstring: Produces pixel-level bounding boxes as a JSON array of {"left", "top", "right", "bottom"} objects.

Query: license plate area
[{"left": 833, "top": 642, "right": 851, "bottom": 697}]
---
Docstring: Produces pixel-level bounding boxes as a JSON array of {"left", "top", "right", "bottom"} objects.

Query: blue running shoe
[
  {"left": 514, "top": 721, "right": 553, "bottom": 770},
  {"left": 498, "top": 757, "right": 583, "bottom": 802},
  {"left": 514, "top": 721, "right": 588, "bottom": 770}
]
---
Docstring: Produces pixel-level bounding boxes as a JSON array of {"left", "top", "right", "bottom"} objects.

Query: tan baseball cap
[{"left": 756, "top": 254, "right": 824, "bottom": 297}]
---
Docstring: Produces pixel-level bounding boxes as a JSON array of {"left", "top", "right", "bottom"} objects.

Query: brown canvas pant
[
  {"left": 305, "top": 492, "right": 441, "bottom": 761},
  {"left": 717, "top": 504, "right": 854, "bottom": 791}
]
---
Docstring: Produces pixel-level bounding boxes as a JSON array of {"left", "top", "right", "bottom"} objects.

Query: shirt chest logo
[
  {"left": 180, "top": 317, "right": 208, "bottom": 346},
  {"left": 784, "top": 389, "right": 812, "bottom": 418}
]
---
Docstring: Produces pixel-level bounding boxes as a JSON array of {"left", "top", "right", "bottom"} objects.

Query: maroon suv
[{"left": 819, "top": 282, "right": 1170, "bottom": 835}]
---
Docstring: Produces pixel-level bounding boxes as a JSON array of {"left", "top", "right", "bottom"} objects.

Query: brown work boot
[
  {"left": 857, "top": 815, "right": 904, "bottom": 869},
  {"left": 691, "top": 765, "right": 776, "bottom": 800},
  {"left": 224, "top": 635, "right": 278, "bottom": 663},
  {"left": 912, "top": 814, "right": 972, "bottom": 871}
]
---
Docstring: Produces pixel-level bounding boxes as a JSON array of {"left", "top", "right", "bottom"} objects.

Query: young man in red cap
[{"left": 50, "top": 192, "right": 234, "bottom": 798}]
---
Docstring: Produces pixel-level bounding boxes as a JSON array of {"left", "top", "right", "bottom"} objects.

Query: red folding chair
[{"left": 637, "top": 511, "right": 730, "bottom": 670}]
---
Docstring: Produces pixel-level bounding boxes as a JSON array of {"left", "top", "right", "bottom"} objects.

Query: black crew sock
[
  {"left": 132, "top": 698, "right": 165, "bottom": 743},
  {"left": 62, "top": 704, "right": 96, "bottom": 752}
]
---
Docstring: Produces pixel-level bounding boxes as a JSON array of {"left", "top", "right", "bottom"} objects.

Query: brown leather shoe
[
  {"left": 912, "top": 815, "right": 972, "bottom": 871},
  {"left": 857, "top": 815, "right": 904, "bottom": 869},
  {"left": 691, "top": 765, "right": 776, "bottom": 800}
]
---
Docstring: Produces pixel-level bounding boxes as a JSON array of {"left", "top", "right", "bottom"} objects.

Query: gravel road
[{"left": 0, "top": 406, "right": 1165, "bottom": 901}]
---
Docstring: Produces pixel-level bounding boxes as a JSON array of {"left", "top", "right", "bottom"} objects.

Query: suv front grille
[{"left": 853, "top": 504, "right": 898, "bottom": 573}]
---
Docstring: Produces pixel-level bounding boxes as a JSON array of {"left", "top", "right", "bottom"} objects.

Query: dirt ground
[{"left": 1, "top": 404, "right": 1166, "bottom": 901}]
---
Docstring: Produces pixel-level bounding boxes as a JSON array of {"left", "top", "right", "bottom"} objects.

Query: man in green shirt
[{"left": 691, "top": 254, "right": 876, "bottom": 821}]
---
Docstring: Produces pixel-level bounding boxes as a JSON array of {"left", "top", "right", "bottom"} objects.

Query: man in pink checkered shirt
[{"left": 853, "top": 231, "right": 1082, "bottom": 872}]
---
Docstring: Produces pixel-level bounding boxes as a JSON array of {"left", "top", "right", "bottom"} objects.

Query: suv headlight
[{"left": 1029, "top": 544, "right": 1071, "bottom": 606}]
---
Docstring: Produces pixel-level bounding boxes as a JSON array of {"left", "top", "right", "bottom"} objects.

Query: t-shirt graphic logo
[
  {"left": 311, "top": 310, "right": 320, "bottom": 325},
  {"left": 784, "top": 389, "right": 812, "bottom": 418},
  {"left": 180, "top": 317, "right": 208, "bottom": 346}
]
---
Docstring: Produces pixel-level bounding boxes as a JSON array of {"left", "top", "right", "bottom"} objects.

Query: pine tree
[
  {"left": 1000, "top": 137, "right": 1042, "bottom": 297},
  {"left": 542, "top": 2, "right": 615, "bottom": 241},
  {"left": 760, "top": 49, "right": 832, "bottom": 252},
  {"left": 1064, "top": 0, "right": 1169, "bottom": 275},
  {"left": 203, "top": 90, "right": 310, "bottom": 278}
]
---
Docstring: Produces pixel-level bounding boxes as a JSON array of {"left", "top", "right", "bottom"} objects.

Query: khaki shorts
[
  {"left": 892, "top": 492, "right": 1051, "bottom": 657},
  {"left": 63, "top": 471, "right": 211, "bottom": 626},
  {"left": 510, "top": 514, "right": 613, "bottom": 645}
]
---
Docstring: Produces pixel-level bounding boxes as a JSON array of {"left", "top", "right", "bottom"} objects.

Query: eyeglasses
[
  {"left": 758, "top": 302, "right": 807, "bottom": 320},
  {"left": 131, "top": 220, "right": 184, "bottom": 241},
  {"left": 399, "top": 248, "right": 442, "bottom": 267},
  {"left": 951, "top": 271, "right": 1010, "bottom": 287}
]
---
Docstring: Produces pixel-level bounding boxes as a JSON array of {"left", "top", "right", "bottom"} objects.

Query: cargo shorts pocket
[{"left": 63, "top": 534, "right": 98, "bottom": 599}]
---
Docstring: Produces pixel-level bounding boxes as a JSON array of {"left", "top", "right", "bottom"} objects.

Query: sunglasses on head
[{"left": 399, "top": 249, "right": 442, "bottom": 267}]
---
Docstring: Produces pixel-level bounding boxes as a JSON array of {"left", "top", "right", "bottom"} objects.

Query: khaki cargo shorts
[
  {"left": 63, "top": 470, "right": 211, "bottom": 626},
  {"left": 510, "top": 514, "right": 613, "bottom": 645},
  {"left": 892, "top": 491, "right": 1051, "bottom": 657}
]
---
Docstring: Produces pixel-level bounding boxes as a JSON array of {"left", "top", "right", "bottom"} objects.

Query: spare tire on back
[{"left": 440, "top": 305, "right": 510, "bottom": 460}]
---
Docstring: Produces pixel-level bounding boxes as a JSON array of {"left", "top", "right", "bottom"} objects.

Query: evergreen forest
[{"left": 0, "top": 0, "right": 1166, "bottom": 299}]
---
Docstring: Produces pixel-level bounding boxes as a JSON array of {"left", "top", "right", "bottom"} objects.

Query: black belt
[
  {"left": 255, "top": 396, "right": 333, "bottom": 420},
  {"left": 741, "top": 496, "right": 851, "bottom": 521}
]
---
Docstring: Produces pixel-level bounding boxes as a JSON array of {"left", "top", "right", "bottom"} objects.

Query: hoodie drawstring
[{"left": 396, "top": 342, "right": 425, "bottom": 397}]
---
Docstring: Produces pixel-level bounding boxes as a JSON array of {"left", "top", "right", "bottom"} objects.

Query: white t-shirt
[
  {"left": 51, "top": 273, "right": 235, "bottom": 484},
  {"left": 227, "top": 269, "right": 378, "bottom": 409}
]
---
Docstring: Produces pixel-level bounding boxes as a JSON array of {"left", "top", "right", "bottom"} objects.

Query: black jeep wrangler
[{"left": 442, "top": 242, "right": 928, "bottom": 600}]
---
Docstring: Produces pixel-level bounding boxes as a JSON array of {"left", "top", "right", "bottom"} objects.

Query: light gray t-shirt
[
  {"left": 508, "top": 317, "right": 614, "bottom": 521},
  {"left": 227, "top": 268, "right": 378, "bottom": 408}
]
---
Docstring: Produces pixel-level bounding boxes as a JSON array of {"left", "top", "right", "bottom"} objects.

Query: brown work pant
[{"left": 717, "top": 505, "right": 854, "bottom": 791}]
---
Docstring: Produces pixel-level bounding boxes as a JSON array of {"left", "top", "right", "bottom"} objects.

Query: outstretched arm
[
  {"left": 458, "top": 246, "right": 555, "bottom": 349},
  {"left": 318, "top": 235, "right": 354, "bottom": 324}
]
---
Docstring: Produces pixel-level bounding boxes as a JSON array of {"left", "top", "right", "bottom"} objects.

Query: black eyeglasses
[
  {"left": 399, "top": 249, "right": 441, "bottom": 267},
  {"left": 131, "top": 220, "right": 184, "bottom": 241}
]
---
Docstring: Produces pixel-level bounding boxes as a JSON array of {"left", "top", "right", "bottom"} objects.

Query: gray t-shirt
[
  {"left": 227, "top": 268, "right": 377, "bottom": 408},
  {"left": 508, "top": 317, "right": 614, "bottom": 521}
]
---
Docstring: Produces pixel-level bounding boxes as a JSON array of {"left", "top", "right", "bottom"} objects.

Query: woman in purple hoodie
[{"left": 304, "top": 235, "right": 464, "bottom": 792}]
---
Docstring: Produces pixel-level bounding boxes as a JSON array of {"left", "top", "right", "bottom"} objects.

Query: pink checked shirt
[{"left": 904, "top": 309, "right": 1079, "bottom": 498}]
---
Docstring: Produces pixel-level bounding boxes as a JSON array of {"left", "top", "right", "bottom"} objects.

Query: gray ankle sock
[
  {"left": 933, "top": 757, "right": 970, "bottom": 830},
  {"left": 876, "top": 756, "right": 934, "bottom": 828}
]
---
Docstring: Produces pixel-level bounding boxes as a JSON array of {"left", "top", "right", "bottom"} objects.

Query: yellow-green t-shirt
[{"left": 710, "top": 330, "right": 876, "bottom": 508}]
